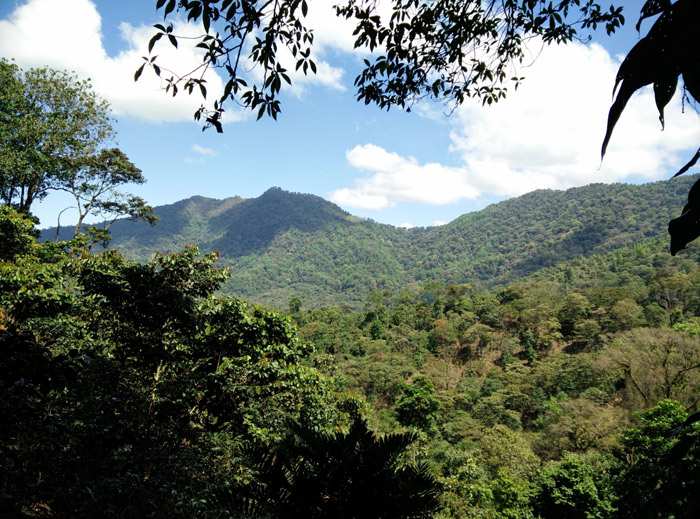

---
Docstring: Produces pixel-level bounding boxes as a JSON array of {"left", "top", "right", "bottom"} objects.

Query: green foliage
[
  {"left": 251, "top": 416, "right": 441, "bottom": 518},
  {"left": 0, "top": 214, "right": 341, "bottom": 517},
  {"left": 396, "top": 377, "right": 440, "bottom": 431},
  {"left": 0, "top": 61, "right": 154, "bottom": 233},
  {"left": 615, "top": 400, "right": 700, "bottom": 518},
  {"left": 0, "top": 205, "right": 37, "bottom": 261},
  {"left": 534, "top": 452, "right": 617, "bottom": 519},
  {"left": 52, "top": 177, "right": 700, "bottom": 308},
  {"left": 0, "top": 61, "right": 112, "bottom": 212}
]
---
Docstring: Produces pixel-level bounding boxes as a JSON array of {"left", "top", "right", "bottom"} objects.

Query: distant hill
[{"left": 42, "top": 177, "right": 698, "bottom": 308}]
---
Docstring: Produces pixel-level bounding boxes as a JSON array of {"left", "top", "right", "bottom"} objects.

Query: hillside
[{"left": 42, "top": 176, "right": 698, "bottom": 307}]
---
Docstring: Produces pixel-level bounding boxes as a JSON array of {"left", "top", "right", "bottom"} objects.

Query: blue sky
[{"left": 1, "top": 0, "right": 698, "bottom": 228}]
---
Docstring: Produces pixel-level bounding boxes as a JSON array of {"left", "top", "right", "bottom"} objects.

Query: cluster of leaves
[
  {"left": 138, "top": 0, "right": 319, "bottom": 129},
  {"left": 142, "top": 0, "right": 623, "bottom": 125},
  {"left": 0, "top": 206, "right": 440, "bottom": 518},
  {"left": 600, "top": 0, "right": 700, "bottom": 254},
  {"left": 335, "top": 0, "right": 624, "bottom": 110}
]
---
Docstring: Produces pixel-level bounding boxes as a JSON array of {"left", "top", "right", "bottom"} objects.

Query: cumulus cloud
[
  {"left": 331, "top": 40, "right": 699, "bottom": 209},
  {"left": 330, "top": 144, "right": 479, "bottom": 209},
  {"left": 0, "top": 0, "right": 230, "bottom": 122},
  {"left": 398, "top": 222, "right": 416, "bottom": 229},
  {"left": 192, "top": 144, "right": 216, "bottom": 156},
  {"left": 0, "top": 0, "right": 347, "bottom": 122},
  {"left": 449, "top": 41, "right": 699, "bottom": 197}
]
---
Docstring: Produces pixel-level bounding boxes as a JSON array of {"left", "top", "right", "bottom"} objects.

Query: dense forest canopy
[
  {"left": 2, "top": 0, "right": 700, "bottom": 516},
  {"left": 4, "top": 200, "right": 700, "bottom": 517}
]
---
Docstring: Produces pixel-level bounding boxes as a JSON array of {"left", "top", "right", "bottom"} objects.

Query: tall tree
[
  {"left": 0, "top": 61, "right": 112, "bottom": 213},
  {"left": 57, "top": 147, "right": 156, "bottom": 236}
]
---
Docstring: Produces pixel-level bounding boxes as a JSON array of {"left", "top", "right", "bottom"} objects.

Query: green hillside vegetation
[
  {"left": 293, "top": 234, "right": 700, "bottom": 518},
  {"left": 45, "top": 176, "right": 698, "bottom": 307},
  {"left": 12, "top": 204, "right": 700, "bottom": 518}
]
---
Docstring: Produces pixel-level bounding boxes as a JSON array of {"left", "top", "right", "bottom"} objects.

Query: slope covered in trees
[
  {"left": 45, "top": 176, "right": 699, "bottom": 307},
  {"left": 13, "top": 199, "right": 700, "bottom": 518},
  {"left": 293, "top": 231, "right": 700, "bottom": 518}
]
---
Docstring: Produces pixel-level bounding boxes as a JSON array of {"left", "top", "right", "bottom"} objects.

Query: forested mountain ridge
[{"left": 42, "top": 176, "right": 698, "bottom": 307}]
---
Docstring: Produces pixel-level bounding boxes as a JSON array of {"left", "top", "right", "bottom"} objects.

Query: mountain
[{"left": 42, "top": 177, "right": 698, "bottom": 308}]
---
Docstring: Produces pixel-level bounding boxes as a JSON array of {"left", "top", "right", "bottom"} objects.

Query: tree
[
  {"left": 0, "top": 209, "right": 338, "bottom": 517},
  {"left": 250, "top": 416, "right": 441, "bottom": 518},
  {"left": 616, "top": 400, "right": 700, "bottom": 519},
  {"left": 0, "top": 61, "right": 154, "bottom": 232},
  {"left": 603, "top": 328, "right": 700, "bottom": 410},
  {"left": 0, "top": 61, "right": 112, "bottom": 213},
  {"left": 57, "top": 147, "right": 156, "bottom": 235},
  {"left": 139, "top": 0, "right": 622, "bottom": 129},
  {"left": 395, "top": 376, "right": 440, "bottom": 430},
  {"left": 533, "top": 452, "right": 617, "bottom": 519},
  {"left": 599, "top": 0, "right": 700, "bottom": 254}
]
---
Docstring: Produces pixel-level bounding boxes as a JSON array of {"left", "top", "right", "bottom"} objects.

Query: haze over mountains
[{"left": 45, "top": 176, "right": 699, "bottom": 307}]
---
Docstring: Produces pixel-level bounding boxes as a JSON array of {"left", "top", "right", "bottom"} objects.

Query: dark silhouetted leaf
[
  {"left": 654, "top": 75, "right": 677, "bottom": 128},
  {"left": 148, "top": 32, "right": 163, "bottom": 53},
  {"left": 683, "top": 66, "right": 700, "bottom": 102},
  {"left": 636, "top": 0, "right": 671, "bottom": 31},
  {"left": 669, "top": 177, "right": 700, "bottom": 255},
  {"left": 674, "top": 148, "right": 700, "bottom": 178},
  {"left": 134, "top": 64, "right": 145, "bottom": 82}
]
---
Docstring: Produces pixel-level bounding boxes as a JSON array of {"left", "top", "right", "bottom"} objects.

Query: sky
[{"left": 1, "top": 0, "right": 698, "bottom": 228}]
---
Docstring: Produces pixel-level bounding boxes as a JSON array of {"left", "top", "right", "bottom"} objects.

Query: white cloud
[
  {"left": 192, "top": 144, "right": 216, "bottom": 156},
  {"left": 330, "top": 144, "right": 479, "bottom": 209},
  {"left": 0, "top": 0, "right": 347, "bottom": 122},
  {"left": 432, "top": 220, "right": 448, "bottom": 226},
  {"left": 0, "top": 0, "right": 233, "bottom": 122},
  {"left": 449, "top": 41, "right": 699, "bottom": 197},
  {"left": 331, "top": 40, "right": 700, "bottom": 210},
  {"left": 398, "top": 222, "right": 416, "bottom": 229}
]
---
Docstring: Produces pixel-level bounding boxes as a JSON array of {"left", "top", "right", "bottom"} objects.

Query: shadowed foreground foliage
[{"left": 0, "top": 207, "right": 439, "bottom": 518}]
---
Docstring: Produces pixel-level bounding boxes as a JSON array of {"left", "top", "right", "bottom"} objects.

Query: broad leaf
[{"left": 669, "top": 178, "right": 700, "bottom": 255}]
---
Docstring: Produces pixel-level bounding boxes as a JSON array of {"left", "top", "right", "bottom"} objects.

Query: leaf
[
  {"left": 653, "top": 75, "right": 677, "bottom": 128},
  {"left": 148, "top": 32, "right": 163, "bottom": 53},
  {"left": 602, "top": 20, "right": 677, "bottom": 158},
  {"left": 669, "top": 178, "right": 700, "bottom": 255},
  {"left": 602, "top": 82, "right": 640, "bottom": 159},
  {"left": 673, "top": 148, "right": 700, "bottom": 178},
  {"left": 134, "top": 64, "right": 145, "bottom": 82},
  {"left": 636, "top": 0, "right": 671, "bottom": 31},
  {"left": 682, "top": 66, "right": 700, "bottom": 102},
  {"left": 168, "top": 34, "right": 178, "bottom": 48},
  {"left": 164, "top": 0, "right": 176, "bottom": 17}
]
